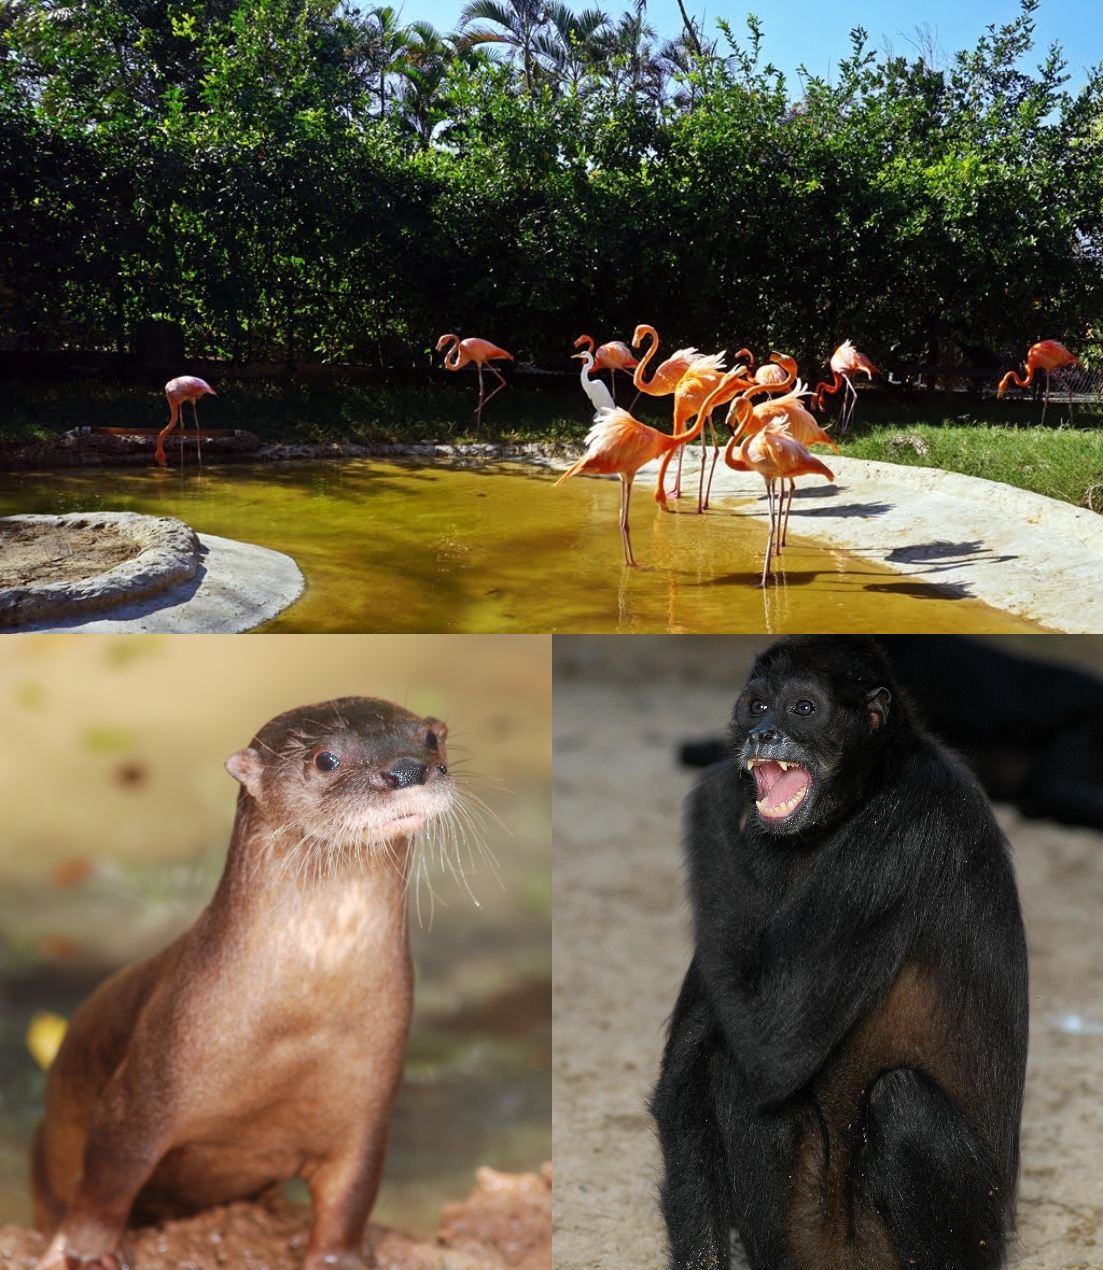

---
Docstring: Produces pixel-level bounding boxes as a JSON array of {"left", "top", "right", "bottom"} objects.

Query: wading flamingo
[
  {"left": 998, "top": 340, "right": 1084, "bottom": 425},
  {"left": 573, "top": 335, "right": 638, "bottom": 402},
  {"left": 572, "top": 348, "right": 616, "bottom": 412},
  {"left": 813, "top": 340, "right": 879, "bottom": 433},
  {"left": 556, "top": 370, "right": 744, "bottom": 568},
  {"left": 156, "top": 376, "right": 216, "bottom": 467},
  {"left": 435, "top": 335, "right": 513, "bottom": 425},
  {"left": 728, "top": 381, "right": 838, "bottom": 546},
  {"left": 668, "top": 350, "right": 758, "bottom": 511},
  {"left": 700, "top": 355, "right": 801, "bottom": 508},
  {"left": 725, "top": 422, "right": 835, "bottom": 587}
]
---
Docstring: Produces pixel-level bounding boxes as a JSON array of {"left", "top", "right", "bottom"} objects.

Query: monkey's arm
[{"left": 684, "top": 764, "right": 951, "bottom": 1107}]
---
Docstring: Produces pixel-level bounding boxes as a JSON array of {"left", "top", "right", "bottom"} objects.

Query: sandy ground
[{"left": 552, "top": 639, "right": 1103, "bottom": 1269}]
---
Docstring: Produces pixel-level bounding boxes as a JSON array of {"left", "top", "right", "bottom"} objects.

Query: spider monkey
[{"left": 652, "top": 635, "right": 1028, "bottom": 1269}]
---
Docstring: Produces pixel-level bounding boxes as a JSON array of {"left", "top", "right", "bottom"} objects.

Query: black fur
[{"left": 651, "top": 636, "right": 1028, "bottom": 1270}]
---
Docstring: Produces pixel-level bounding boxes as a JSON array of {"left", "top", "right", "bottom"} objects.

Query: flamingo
[
  {"left": 998, "top": 340, "right": 1084, "bottom": 425},
  {"left": 812, "top": 340, "right": 879, "bottom": 433},
  {"left": 700, "top": 356, "right": 801, "bottom": 509},
  {"left": 156, "top": 376, "right": 216, "bottom": 468},
  {"left": 724, "top": 422, "right": 835, "bottom": 587},
  {"left": 573, "top": 335, "right": 638, "bottom": 402},
  {"left": 572, "top": 348, "right": 615, "bottom": 412},
  {"left": 556, "top": 369, "right": 745, "bottom": 568},
  {"left": 728, "top": 381, "right": 838, "bottom": 547},
  {"left": 667, "top": 351, "right": 757, "bottom": 511},
  {"left": 753, "top": 352, "right": 798, "bottom": 387},
  {"left": 435, "top": 335, "right": 514, "bottom": 425},
  {"left": 629, "top": 325, "right": 701, "bottom": 408}
]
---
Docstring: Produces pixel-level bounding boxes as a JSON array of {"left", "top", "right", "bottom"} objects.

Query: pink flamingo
[
  {"left": 668, "top": 351, "right": 757, "bottom": 511},
  {"left": 725, "top": 422, "right": 835, "bottom": 586},
  {"left": 156, "top": 376, "right": 216, "bottom": 467},
  {"left": 812, "top": 340, "right": 879, "bottom": 433},
  {"left": 573, "top": 335, "right": 638, "bottom": 402},
  {"left": 556, "top": 369, "right": 744, "bottom": 568},
  {"left": 435, "top": 335, "right": 514, "bottom": 425},
  {"left": 998, "top": 340, "right": 1084, "bottom": 424}
]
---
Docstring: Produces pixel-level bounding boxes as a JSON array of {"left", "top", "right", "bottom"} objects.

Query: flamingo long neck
[
  {"left": 575, "top": 334, "right": 595, "bottom": 355},
  {"left": 442, "top": 336, "right": 462, "bottom": 369},
  {"left": 168, "top": 398, "right": 181, "bottom": 427},
  {"left": 633, "top": 327, "right": 659, "bottom": 391}
]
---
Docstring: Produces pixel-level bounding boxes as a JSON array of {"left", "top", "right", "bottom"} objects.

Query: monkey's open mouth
[{"left": 747, "top": 758, "right": 811, "bottom": 820}]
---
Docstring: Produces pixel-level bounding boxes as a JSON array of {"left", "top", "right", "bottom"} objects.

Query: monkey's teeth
[{"left": 778, "top": 761, "right": 789, "bottom": 770}]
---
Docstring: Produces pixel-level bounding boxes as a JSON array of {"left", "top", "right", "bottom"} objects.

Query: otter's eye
[
  {"left": 314, "top": 752, "right": 340, "bottom": 772},
  {"left": 749, "top": 700, "right": 768, "bottom": 715},
  {"left": 792, "top": 700, "right": 815, "bottom": 716},
  {"left": 425, "top": 731, "right": 439, "bottom": 752}
]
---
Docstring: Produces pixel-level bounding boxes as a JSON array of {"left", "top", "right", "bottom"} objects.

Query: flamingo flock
[{"left": 558, "top": 328, "right": 858, "bottom": 584}]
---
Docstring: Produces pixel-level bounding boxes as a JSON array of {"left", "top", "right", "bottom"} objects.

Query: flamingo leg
[
  {"left": 1041, "top": 369, "right": 1050, "bottom": 427},
  {"left": 1067, "top": 370, "right": 1076, "bottom": 424},
  {"left": 619, "top": 475, "right": 640, "bottom": 568},
  {"left": 780, "top": 479, "right": 795, "bottom": 548},
  {"left": 192, "top": 399, "right": 202, "bottom": 470},
  {"left": 473, "top": 363, "right": 486, "bottom": 426},
  {"left": 759, "top": 480, "right": 776, "bottom": 588},
  {"left": 672, "top": 440, "right": 685, "bottom": 501},
  {"left": 481, "top": 365, "right": 509, "bottom": 411},
  {"left": 704, "top": 437, "right": 722, "bottom": 511},
  {"left": 696, "top": 413, "right": 719, "bottom": 513}
]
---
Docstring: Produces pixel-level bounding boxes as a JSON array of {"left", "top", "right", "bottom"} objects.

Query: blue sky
[{"left": 380, "top": 0, "right": 1102, "bottom": 92}]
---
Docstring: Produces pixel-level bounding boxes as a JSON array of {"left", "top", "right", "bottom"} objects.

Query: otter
[{"left": 34, "top": 697, "right": 456, "bottom": 1270}]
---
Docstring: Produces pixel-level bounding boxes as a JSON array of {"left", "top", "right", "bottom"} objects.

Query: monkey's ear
[
  {"left": 866, "top": 687, "right": 891, "bottom": 731},
  {"left": 225, "top": 747, "right": 264, "bottom": 796}
]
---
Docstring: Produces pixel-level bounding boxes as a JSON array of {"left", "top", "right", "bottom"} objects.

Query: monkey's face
[{"left": 731, "top": 667, "right": 890, "bottom": 836}]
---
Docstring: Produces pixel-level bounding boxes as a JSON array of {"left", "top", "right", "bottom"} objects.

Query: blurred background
[{"left": 0, "top": 634, "right": 551, "bottom": 1236}]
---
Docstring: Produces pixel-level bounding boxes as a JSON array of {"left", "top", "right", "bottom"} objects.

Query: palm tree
[
  {"left": 361, "top": 5, "right": 412, "bottom": 118},
  {"left": 597, "top": 1, "right": 665, "bottom": 104},
  {"left": 394, "top": 21, "right": 458, "bottom": 147},
  {"left": 456, "top": 0, "right": 552, "bottom": 94},
  {"left": 538, "top": 3, "right": 610, "bottom": 94}
]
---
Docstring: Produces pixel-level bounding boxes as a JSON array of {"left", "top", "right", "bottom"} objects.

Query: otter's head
[{"left": 225, "top": 697, "right": 454, "bottom": 856}]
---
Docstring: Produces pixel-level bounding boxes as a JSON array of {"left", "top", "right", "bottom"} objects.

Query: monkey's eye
[
  {"left": 749, "top": 700, "right": 768, "bottom": 715},
  {"left": 425, "top": 731, "right": 439, "bottom": 752},
  {"left": 314, "top": 752, "right": 340, "bottom": 772},
  {"left": 791, "top": 700, "right": 816, "bottom": 716}
]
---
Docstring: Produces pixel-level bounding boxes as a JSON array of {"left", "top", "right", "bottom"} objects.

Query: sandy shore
[{"left": 552, "top": 639, "right": 1103, "bottom": 1269}]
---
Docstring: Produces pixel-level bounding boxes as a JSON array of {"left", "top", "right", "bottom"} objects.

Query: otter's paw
[
  {"left": 37, "top": 1233, "right": 127, "bottom": 1270},
  {"left": 301, "top": 1251, "right": 366, "bottom": 1270}
]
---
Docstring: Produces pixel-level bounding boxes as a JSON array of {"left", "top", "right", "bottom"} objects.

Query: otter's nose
[{"left": 381, "top": 758, "right": 429, "bottom": 789}]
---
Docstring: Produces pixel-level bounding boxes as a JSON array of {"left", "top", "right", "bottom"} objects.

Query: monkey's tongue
[{"left": 753, "top": 761, "right": 811, "bottom": 819}]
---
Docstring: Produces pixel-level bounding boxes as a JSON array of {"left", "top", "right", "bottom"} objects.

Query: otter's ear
[
  {"left": 426, "top": 717, "right": 448, "bottom": 742},
  {"left": 867, "top": 688, "right": 891, "bottom": 731},
  {"left": 225, "top": 747, "right": 264, "bottom": 796}
]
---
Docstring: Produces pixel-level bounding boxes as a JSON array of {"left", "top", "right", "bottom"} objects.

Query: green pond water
[{"left": 0, "top": 459, "right": 1040, "bottom": 633}]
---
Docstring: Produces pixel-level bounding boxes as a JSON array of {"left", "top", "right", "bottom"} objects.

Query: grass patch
[{"left": 840, "top": 423, "right": 1103, "bottom": 510}]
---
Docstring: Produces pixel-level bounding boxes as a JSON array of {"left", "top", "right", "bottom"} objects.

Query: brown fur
[
  {"left": 33, "top": 698, "right": 455, "bottom": 1270},
  {"left": 786, "top": 962, "right": 980, "bottom": 1267}
]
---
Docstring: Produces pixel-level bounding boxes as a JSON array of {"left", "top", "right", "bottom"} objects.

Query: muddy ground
[
  {"left": 552, "top": 637, "right": 1103, "bottom": 1269},
  {"left": 0, "top": 1163, "right": 550, "bottom": 1270}
]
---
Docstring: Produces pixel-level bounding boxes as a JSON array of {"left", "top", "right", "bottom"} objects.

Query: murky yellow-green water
[{"left": 0, "top": 460, "right": 1040, "bottom": 632}]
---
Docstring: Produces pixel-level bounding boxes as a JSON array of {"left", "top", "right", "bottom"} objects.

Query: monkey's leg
[
  {"left": 859, "top": 1068, "right": 1005, "bottom": 1270},
  {"left": 652, "top": 1053, "right": 732, "bottom": 1268}
]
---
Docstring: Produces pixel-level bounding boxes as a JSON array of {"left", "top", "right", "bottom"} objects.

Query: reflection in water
[{"left": 0, "top": 460, "right": 1040, "bottom": 633}]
